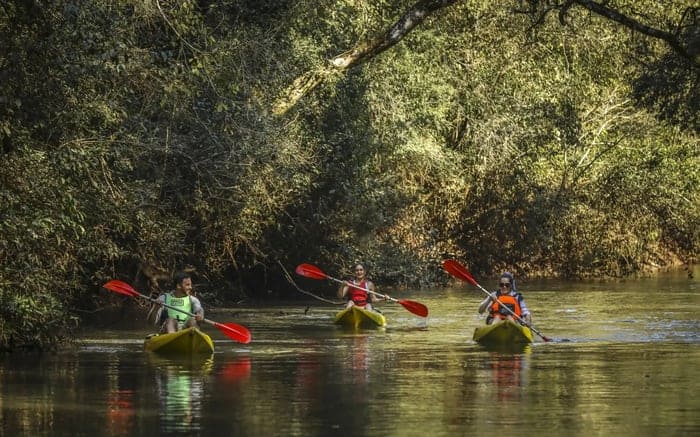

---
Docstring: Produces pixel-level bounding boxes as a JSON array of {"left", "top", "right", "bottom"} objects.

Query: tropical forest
[{"left": 0, "top": 0, "right": 698, "bottom": 351}]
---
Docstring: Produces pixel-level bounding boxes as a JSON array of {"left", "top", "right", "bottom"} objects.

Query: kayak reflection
[
  {"left": 106, "top": 388, "right": 135, "bottom": 435},
  {"left": 148, "top": 353, "right": 213, "bottom": 433},
  {"left": 336, "top": 334, "right": 372, "bottom": 389},
  {"left": 105, "top": 355, "right": 137, "bottom": 436},
  {"left": 488, "top": 347, "right": 531, "bottom": 402}
]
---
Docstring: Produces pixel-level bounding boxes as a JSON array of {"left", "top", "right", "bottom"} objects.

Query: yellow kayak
[
  {"left": 473, "top": 319, "right": 533, "bottom": 346},
  {"left": 144, "top": 327, "right": 214, "bottom": 354},
  {"left": 334, "top": 305, "right": 386, "bottom": 329}
]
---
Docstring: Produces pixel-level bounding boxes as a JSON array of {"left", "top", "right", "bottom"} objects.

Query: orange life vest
[
  {"left": 347, "top": 280, "right": 369, "bottom": 307},
  {"left": 489, "top": 292, "right": 523, "bottom": 320}
]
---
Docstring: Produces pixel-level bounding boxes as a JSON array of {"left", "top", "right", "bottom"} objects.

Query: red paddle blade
[
  {"left": 103, "top": 280, "right": 140, "bottom": 297},
  {"left": 215, "top": 322, "right": 252, "bottom": 344},
  {"left": 442, "top": 259, "right": 478, "bottom": 287},
  {"left": 295, "top": 263, "right": 329, "bottom": 280},
  {"left": 399, "top": 300, "right": 429, "bottom": 317}
]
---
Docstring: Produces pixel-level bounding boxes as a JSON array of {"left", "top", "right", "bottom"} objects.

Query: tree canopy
[{"left": 0, "top": 0, "right": 697, "bottom": 351}]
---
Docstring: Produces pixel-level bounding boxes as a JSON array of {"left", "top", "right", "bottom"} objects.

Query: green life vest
[{"left": 165, "top": 293, "right": 192, "bottom": 322}]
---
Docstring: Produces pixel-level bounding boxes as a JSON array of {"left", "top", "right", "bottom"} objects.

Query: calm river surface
[{"left": 1, "top": 268, "right": 698, "bottom": 436}]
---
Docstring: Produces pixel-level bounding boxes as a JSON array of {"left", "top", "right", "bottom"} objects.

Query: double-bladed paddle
[
  {"left": 103, "top": 279, "right": 252, "bottom": 344},
  {"left": 295, "top": 263, "right": 429, "bottom": 317},
  {"left": 441, "top": 259, "right": 552, "bottom": 342}
]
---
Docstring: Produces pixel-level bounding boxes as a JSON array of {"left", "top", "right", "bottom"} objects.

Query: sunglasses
[{"left": 499, "top": 282, "right": 511, "bottom": 288}]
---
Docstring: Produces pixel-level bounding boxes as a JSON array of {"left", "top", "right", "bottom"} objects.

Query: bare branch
[
  {"left": 570, "top": 1, "right": 698, "bottom": 64},
  {"left": 272, "top": 0, "right": 458, "bottom": 115},
  {"left": 330, "top": 0, "right": 458, "bottom": 69}
]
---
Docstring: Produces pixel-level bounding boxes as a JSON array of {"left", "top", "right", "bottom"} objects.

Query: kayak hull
[
  {"left": 144, "top": 327, "right": 214, "bottom": 354},
  {"left": 473, "top": 319, "right": 533, "bottom": 346},
  {"left": 334, "top": 305, "right": 386, "bottom": 329}
]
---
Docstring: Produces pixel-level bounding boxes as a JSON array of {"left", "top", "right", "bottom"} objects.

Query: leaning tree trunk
[{"left": 272, "top": 0, "right": 458, "bottom": 115}]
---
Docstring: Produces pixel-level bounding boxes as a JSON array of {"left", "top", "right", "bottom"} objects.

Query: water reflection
[
  {"left": 106, "top": 388, "right": 135, "bottom": 434},
  {"left": 101, "top": 352, "right": 140, "bottom": 436},
  {"left": 148, "top": 354, "right": 213, "bottom": 433},
  {"left": 105, "top": 356, "right": 137, "bottom": 436},
  {"left": 219, "top": 356, "right": 252, "bottom": 384},
  {"left": 292, "top": 340, "right": 322, "bottom": 400},
  {"left": 347, "top": 335, "right": 371, "bottom": 386},
  {"left": 1, "top": 270, "right": 698, "bottom": 436},
  {"left": 331, "top": 334, "right": 375, "bottom": 435},
  {"left": 487, "top": 348, "right": 530, "bottom": 402}
]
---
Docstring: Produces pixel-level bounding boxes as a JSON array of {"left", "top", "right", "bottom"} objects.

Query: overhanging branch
[
  {"left": 570, "top": 1, "right": 698, "bottom": 64},
  {"left": 272, "top": 0, "right": 457, "bottom": 115}
]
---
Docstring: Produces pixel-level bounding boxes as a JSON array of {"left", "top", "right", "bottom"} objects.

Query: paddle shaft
[
  {"left": 329, "top": 276, "right": 394, "bottom": 303},
  {"left": 294, "top": 263, "right": 428, "bottom": 317},
  {"left": 122, "top": 287, "right": 207, "bottom": 324}
]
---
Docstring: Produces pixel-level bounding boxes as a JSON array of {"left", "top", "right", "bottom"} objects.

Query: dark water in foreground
[{"left": 1, "top": 269, "right": 699, "bottom": 436}]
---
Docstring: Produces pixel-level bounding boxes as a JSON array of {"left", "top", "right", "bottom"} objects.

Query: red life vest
[
  {"left": 347, "top": 280, "right": 369, "bottom": 307},
  {"left": 489, "top": 292, "right": 523, "bottom": 320}
]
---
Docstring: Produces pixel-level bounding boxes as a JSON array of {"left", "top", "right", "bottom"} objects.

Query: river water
[{"left": 1, "top": 268, "right": 698, "bottom": 436}]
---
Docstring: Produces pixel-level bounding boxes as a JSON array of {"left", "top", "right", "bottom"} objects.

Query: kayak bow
[
  {"left": 144, "top": 327, "right": 215, "bottom": 355},
  {"left": 473, "top": 319, "right": 533, "bottom": 346},
  {"left": 334, "top": 305, "right": 387, "bottom": 329}
]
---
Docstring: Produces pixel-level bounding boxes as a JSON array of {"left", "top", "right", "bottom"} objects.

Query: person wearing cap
[{"left": 477, "top": 272, "right": 531, "bottom": 325}]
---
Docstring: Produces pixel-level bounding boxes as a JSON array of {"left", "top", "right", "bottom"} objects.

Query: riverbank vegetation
[{"left": 1, "top": 0, "right": 697, "bottom": 350}]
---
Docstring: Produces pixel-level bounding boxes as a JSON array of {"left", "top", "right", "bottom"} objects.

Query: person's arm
[
  {"left": 478, "top": 293, "right": 495, "bottom": 314},
  {"left": 367, "top": 281, "right": 383, "bottom": 302},
  {"left": 148, "top": 294, "right": 165, "bottom": 324},
  {"left": 190, "top": 296, "right": 205, "bottom": 321},
  {"left": 518, "top": 295, "right": 532, "bottom": 324},
  {"left": 338, "top": 283, "right": 349, "bottom": 300},
  {"left": 156, "top": 293, "right": 167, "bottom": 314}
]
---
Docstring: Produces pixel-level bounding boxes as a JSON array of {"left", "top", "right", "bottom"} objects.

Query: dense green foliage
[{"left": 0, "top": 0, "right": 697, "bottom": 350}]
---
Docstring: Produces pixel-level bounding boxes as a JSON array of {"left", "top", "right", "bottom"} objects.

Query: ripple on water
[{"left": 78, "top": 338, "right": 144, "bottom": 353}]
